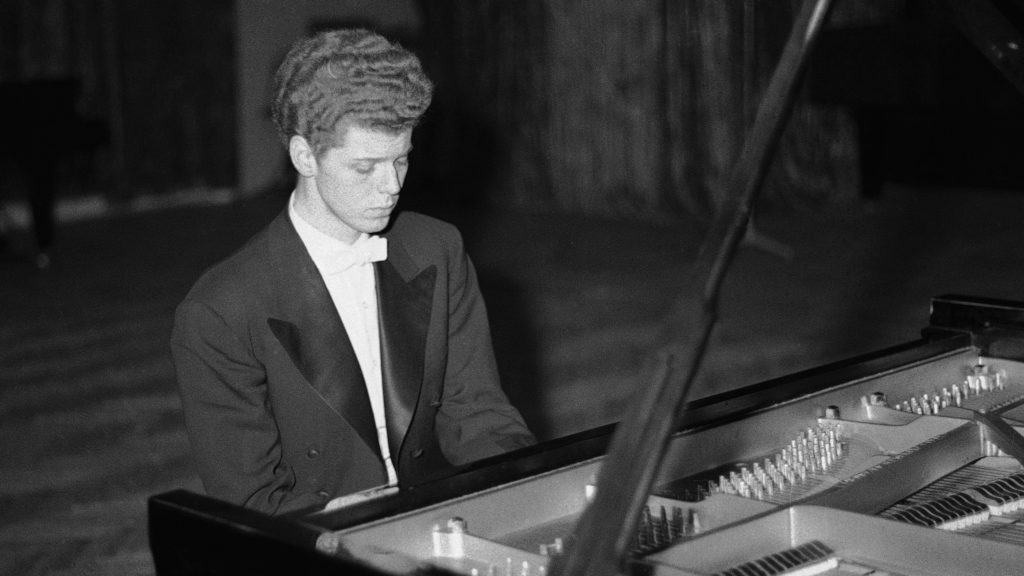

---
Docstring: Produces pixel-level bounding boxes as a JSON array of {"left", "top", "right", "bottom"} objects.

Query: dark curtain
[
  {"left": 1, "top": 0, "right": 237, "bottom": 200},
  {"left": 414, "top": 0, "right": 863, "bottom": 221}
]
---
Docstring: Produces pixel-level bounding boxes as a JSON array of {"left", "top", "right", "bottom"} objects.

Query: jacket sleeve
[
  {"left": 171, "top": 300, "right": 321, "bottom": 515},
  {"left": 433, "top": 230, "right": 537, "bottom": 464}
]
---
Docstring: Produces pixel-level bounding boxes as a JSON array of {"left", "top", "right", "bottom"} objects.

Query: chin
[{"left": 364, "top": 217, "right": 392, "bottom": 234}]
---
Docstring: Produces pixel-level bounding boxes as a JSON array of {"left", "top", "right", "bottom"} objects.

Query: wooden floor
[{"left": 2, "top": 184, "right": 1024, "bottom": 574}]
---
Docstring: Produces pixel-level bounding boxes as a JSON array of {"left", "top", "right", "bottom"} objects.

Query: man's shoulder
[
  {"left": 385, "top": 210, "right": 464, "bottom": 255},
  {"left": 181, "top": 217, "right": 279, "bottom": 309},
  {"left": 386, "top": 210, "right": 460, "bottom": 241}
]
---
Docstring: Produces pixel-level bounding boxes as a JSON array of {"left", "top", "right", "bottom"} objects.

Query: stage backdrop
[
  {"left": 0, "top": 0, "right": 235, "bottom": 201},
  {"left": 413, "top": 0, "right": 872, "bottom": 221}
]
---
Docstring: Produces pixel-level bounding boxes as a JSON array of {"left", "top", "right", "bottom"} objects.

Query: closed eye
[{"left": 353, "top": 162, "right": 374, "bottom": 175}]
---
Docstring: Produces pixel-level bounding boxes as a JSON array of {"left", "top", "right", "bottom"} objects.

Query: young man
[{"left": 171, "top": 29, "right": 535, "bottom": 515}]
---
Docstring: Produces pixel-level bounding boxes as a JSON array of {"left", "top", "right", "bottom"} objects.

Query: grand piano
[
  {"left": 149, "top": 294, "right": 1024, "bottom": 575},
  {"left": 148, "top": 1, "right": 1024, "bottom": 574}
]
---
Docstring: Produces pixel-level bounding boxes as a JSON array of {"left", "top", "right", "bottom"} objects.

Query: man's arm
[
  {"left": 433, "top": 231, "right": 537, "bottom": 464},
  {"left": 171, "top": 300, "right": 321, "bottom": 515}
]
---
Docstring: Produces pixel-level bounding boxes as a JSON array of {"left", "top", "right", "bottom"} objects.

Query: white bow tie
[{"left": 322, "top": 235, "right": 388, "bottom": 274}]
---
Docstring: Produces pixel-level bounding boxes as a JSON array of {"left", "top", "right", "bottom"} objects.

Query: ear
[{"left": 289, "top": 135, "right": 318, "bottom": 177}]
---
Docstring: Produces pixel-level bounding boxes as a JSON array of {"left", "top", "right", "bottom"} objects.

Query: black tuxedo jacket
[{"left": 171, "top": 209, "right": 534, "bottom": 515}]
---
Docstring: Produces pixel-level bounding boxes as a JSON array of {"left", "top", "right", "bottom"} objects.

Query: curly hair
[{"left": 271, "top": 28, "right": 433, "bottom": 157}]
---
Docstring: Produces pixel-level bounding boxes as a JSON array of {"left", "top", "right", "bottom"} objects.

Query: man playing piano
[{"left": 171, "top": 28, "right": 535, "bottom": 515}]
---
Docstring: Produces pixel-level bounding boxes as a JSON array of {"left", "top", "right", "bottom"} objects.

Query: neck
[{"left": 292, "top": 179, "right": 359, "bottom": 245}]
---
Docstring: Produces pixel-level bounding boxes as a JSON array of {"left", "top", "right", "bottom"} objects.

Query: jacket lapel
[
  {"left": 264, "top": 211, "right": 382, "bottom": 460},
  {"left": 376, "top": 236, "right": 436, "bottom": 459}
]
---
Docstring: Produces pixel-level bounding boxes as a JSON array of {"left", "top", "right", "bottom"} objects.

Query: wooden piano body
[{"left": 149, "top": 294, "right": 1024, "bottom": 575}]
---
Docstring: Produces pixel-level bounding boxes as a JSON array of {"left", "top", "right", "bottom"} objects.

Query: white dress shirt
[{"left": 288, "top": 194, "right": 398, "bottom": 486}]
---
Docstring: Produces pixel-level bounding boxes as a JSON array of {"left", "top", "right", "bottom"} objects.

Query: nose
[{"left": 380, "top": 165, "right": 402, "bottom": 196}]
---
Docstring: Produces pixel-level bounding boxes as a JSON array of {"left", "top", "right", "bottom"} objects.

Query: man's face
[{"left": 309, "top": 125, "right": 413, "bottom": 243}]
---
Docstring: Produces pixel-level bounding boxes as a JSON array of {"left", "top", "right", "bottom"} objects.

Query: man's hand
[{"left": 324, "top": 485, "right": 399, "bottom": 511}]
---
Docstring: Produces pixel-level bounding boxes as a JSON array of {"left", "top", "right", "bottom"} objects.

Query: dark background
[{"left": 3, "top": 0, "right": 1024, "bottom": 222}]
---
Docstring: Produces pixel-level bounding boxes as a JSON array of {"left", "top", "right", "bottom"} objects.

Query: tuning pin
[
  {"left": 967, "top": 374, "right": 980, "bottom": 394},
  {"left": 952, "top": 384, "right": 964, "bottom": 406},
  {"left": 910, "top": 397, "right": 923, "bottom": 414},
  {"left": 689, "top": 509, "right": 702, "bottom": 534}
]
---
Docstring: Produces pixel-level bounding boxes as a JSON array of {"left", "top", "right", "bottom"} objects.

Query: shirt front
[{"left": 288, "top": 193, "right": 398, "bottom": 487}]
